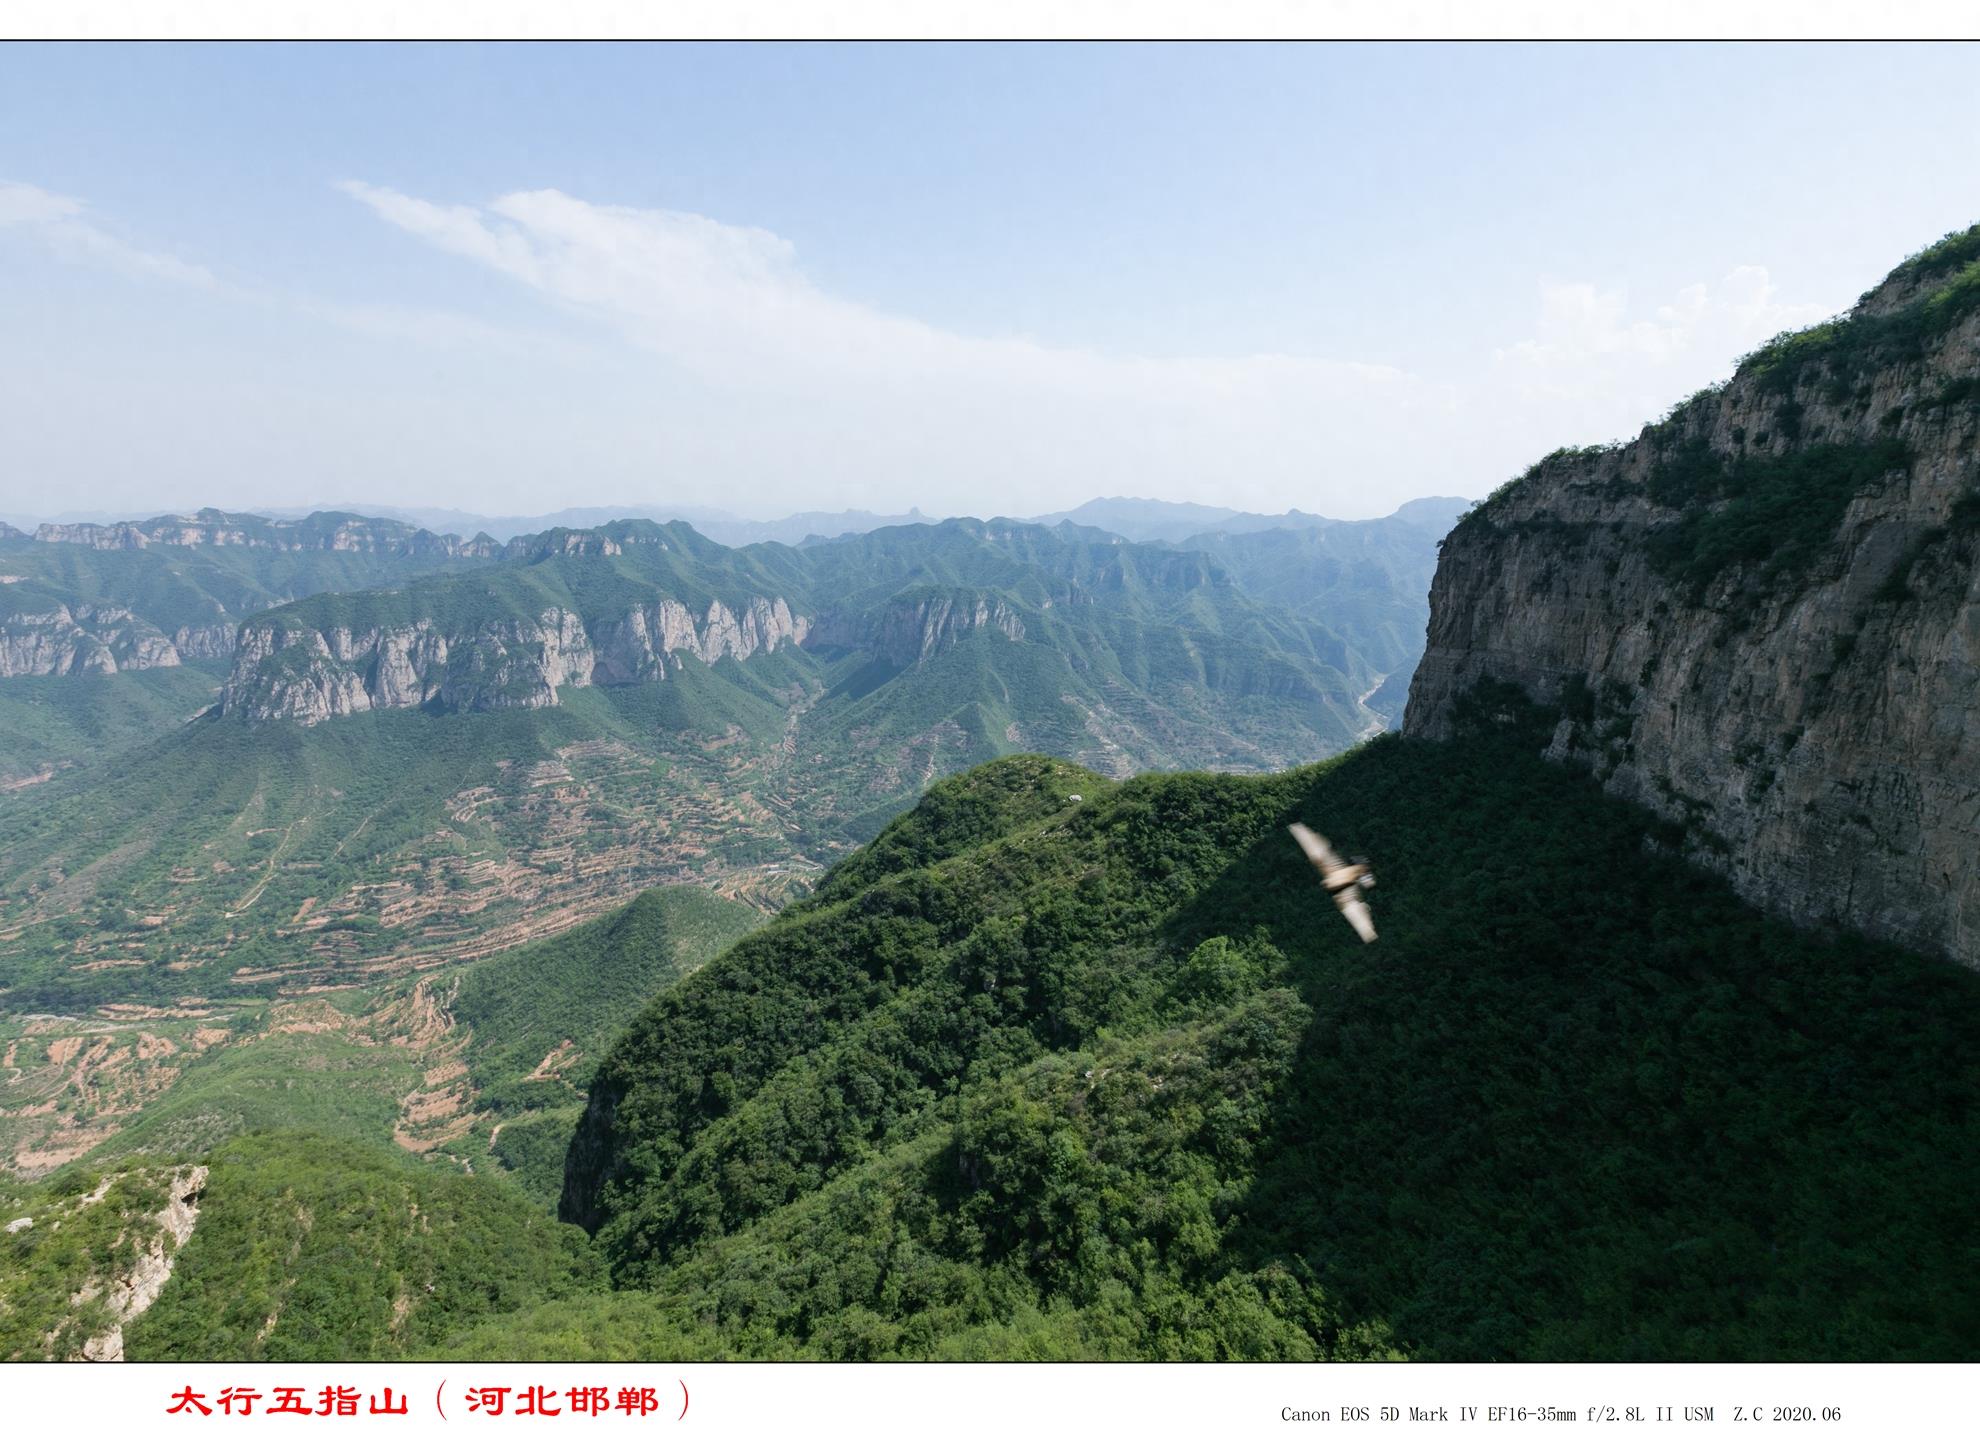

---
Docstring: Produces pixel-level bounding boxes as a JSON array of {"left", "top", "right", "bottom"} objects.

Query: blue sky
[{"left": 3, "top": 42, "right": 1978, "bottom": 522}]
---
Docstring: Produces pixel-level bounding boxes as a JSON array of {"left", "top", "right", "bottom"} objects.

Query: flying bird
[{"left": 1288, "top": 822, "right": 1377, "bottom": 943}]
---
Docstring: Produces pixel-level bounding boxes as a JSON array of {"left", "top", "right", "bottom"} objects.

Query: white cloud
[
  {"left": 1449, "top": 265, "right": 1841, "bottom": 486},
  {"left": 1492, "top": 266, "right": 1829, "bottom": 411},
  {"left": 337, "top": 182, "right": 1424, "bottom": 516},
  {"left": 0, "top": 182, "right": 82, "bottom": 227},
  {"left": 0, "top": 177, "right": 1850, "bottom": 524},
  {"left": 0, "top": 180, "right": 217, "bottom": 289},
  {"left": 1, "top": 180, "right": 555, "bottom": 359},
  {"left": 337, "top": 182, "right": 1856, "bottom": 518}
]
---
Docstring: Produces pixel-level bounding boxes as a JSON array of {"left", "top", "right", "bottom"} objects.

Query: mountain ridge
[{"left": 212, "top": 518, "right": 1384, "bottom": 738}]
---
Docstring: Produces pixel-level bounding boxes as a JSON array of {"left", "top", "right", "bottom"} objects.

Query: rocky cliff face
[
  {"left": 809, "top": 591, "right": 1026, "bottom": 668},
  {"left": 221, "top": 595, "right": 809, "bottom": 723},
  {"left": 503, "top": 529, "right": 626, "bottom": 562},
  {"left": 169, "top": 624, "right": 236, "bottom": 660},
  {"left": 1406, "top": 226, "right": 1980, "bottom": 966},
  {"left": 0, "top": 603, "right": 185, "bottom": 677},
  {"left": 1, "top": 510, "right": 502, "bottom": 679}
]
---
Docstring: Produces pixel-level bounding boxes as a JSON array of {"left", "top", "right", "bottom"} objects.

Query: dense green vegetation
[
  {"left": 0, "top": 1160, "right": 182, "bottom": 1358},
  {"left": 6, "top": 1113, "right": 584, "bottom": 1360},
  {"left": 19, "top": 697, "right": 1964, "bottom": 1363},
  {"left": 458, "top": 885, "right": 764, "bottom": 1109},
  {"left": 1740, "top": 224, "right": 1980, "bottom": 400},
  {"left": 124, "top": 1132, "right": 597, "bottom": 1361},
  {"left": 540, "top": 699, "right": 1980, "bottom": 1360},
  {"left": 453, "top": 885, "right": 764, "bottom": 1204},
  {"left": 1642, "top": 438, "right": 1914, "bottom": 597},
  {"left": 0, "top": 661, "right": 226, "bottom": 785}
]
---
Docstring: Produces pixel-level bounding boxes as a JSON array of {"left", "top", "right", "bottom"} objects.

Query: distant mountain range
[
  {"left": 0, "top": 490, "right": 1462, "bottom": 1074},
  {"left": 287, "top": 503, "right": 945, "bottom": 548},
  {"left": 1028, "top": 494, "right": 1467, "bottom": 544},
  {"left": 4, "top": 494, "right": 1471, "bottom": 549},
  {"left": 0, "top": 502, "right": 942, "bottom": 549},
  {"left": 0, "top": 497, "right": 1464, "bottom": 1040},
  {"left": 1, "top": 495, "right": 1466, "bottom": 776}
]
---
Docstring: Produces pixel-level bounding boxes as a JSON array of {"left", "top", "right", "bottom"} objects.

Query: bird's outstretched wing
[
  {"left": 1337, "top": 895, "right": 1378, "bottom": 944},
  {"left": 1288, "top": 822, "right": 1344, "bottom": 875},
  {"left": 1291, "top": 822, "right": 1378, "bottom": 944}
]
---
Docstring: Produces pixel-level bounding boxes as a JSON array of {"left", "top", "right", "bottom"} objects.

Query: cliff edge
[{"left": 1406, "top": 225, "right": 1980, "bottom": 966}]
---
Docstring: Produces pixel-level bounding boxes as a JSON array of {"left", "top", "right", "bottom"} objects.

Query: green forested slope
[
  {"left": 123, "top": 1133, "right": 597, "bottom": 1361},
  {"left": 458, "top": 885, "right": 766, "bottom": 1109},
  {"left": 0, "top": 670, "right": 803, "bottom": 1014},
  {"left": 0, "top": 1158, "right": 193, "bottom": 1359},
  {"left": 535, "top": 697, "right": 1980, "bottom": 1361},
  {"left": 453, "top": 885, "right": 764, "bottom": 1205},
  {"left": 1, "top": 1132, "right": 597, "bottom": 1361},
  {"left": 15, "top": 690, "right": 1973, "bottom": 1363},
  {"left": 0, "top": 661, "right": 228, "bottom": 785}
]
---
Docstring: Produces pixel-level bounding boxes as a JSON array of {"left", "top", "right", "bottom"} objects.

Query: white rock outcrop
[{"left": 222, "top": 595, "right": 810, "bottom": 722}]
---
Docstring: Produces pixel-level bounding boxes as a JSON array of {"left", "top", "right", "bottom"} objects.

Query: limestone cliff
[
  {"left": 170, "top": 623, "right": 237, "bottom": 660},
  {"left": 808, "top": 590, "right": 1027, "bottom": 668},
  {"left": 0, "top": 602, "right": 183, "bottom": 677},
  {"left": 1406, "top": 225, "right": 1980, "bottom": 966},
  {"left": 1, "top": 509, "right": 509, "bottom": 679},
  {"left": 221, "top": 594, "right": 809, "bottom": 722}
]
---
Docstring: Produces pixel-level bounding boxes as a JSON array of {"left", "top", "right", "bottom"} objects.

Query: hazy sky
[{"left": 3, "top": 42, "right": 1978, "bottom": 523}]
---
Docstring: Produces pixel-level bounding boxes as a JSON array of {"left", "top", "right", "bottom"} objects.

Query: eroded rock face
[
  {"left": 169, "top": 624, "right": 238, "bottom": 661},
  {"left": 77, "top": 1163, "right": 209, "bottom": 1363},
  {"left": 1406, "top": 235, "right": 1980, "bottom": 966},
  {"left": 0, "top": 603, "right": 184, "bottom": 677},
  {"left": 221, "top": 596, "right": 810, "bottom": 722},
  {"left": 2, "top": 511, "right": 501, "bottom": 679},
  {"left": 809, "top": 591, "right": 1025, "bottom": 668}
]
